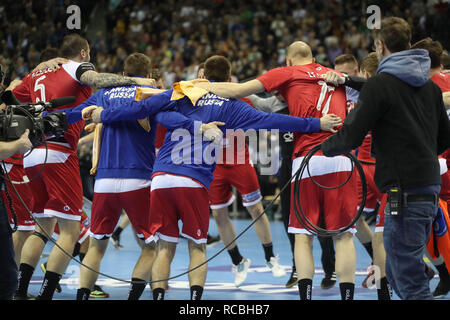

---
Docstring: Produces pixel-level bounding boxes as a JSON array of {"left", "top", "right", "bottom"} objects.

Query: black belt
[{"left": 403, "top": 194, "right": 438, "bottom": 206}]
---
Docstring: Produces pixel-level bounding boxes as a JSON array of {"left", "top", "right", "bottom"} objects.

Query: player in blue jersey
[
  {"left": 83, "top": 55, "right": 342, "bottom": 300},
  {"left": 62, "top": 53, "right": 224, "bottom": 300}
]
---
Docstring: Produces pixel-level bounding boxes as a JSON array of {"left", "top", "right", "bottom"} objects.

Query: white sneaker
[
  {"left": 232, "top": 258, "right": 251, "bottom": 287},
  {"left": 267, "top": 255, "right": 286, "bottom": 277}
]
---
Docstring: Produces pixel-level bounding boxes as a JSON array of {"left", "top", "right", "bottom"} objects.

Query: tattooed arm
[{"left": 79, "top": 70, "right": 156, "bottom": 88}]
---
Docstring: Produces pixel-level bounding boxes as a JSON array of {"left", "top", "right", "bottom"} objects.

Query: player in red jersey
[
  {"left": 1, "top": 48, "right": 71, "bottom": 267},
  {"left": 411, "top": 38, "right": 450, "bottom": 298},
  {"left": 195, "top": 41, "right": 357, "bottom": 300},
  {"left": 12, "top": 34, "right": 156, "bottom": 300}
]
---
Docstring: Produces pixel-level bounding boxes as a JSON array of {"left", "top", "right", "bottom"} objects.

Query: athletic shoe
[
  {"left": 109, "top": 233, "right": 123, "bottom": 249},
  {"left": 433, "top": 280, "right": 450, "bottom": 299},
  {"left": 206, "top": 234, "right": 221, "bottom": 248},
  {"left": 266, "top": 255, "right": 286, "bottom": 277},
  {"left": 320, "top": 272, "right": 336, "bottom": 290},
  {"left": 232, "top": 258, "right": 251, "bottom": 287},
  {"left": 362, "top": 266, "right": 375, "bottom": 288},
  {"left": 426, "top": 265, "right": 436, "bottom": 281},
  {"left": 285, "top": 269, "right": 299, "bottom": 288},
  {"left": 89, "top": 285, "right": 110, "bottom": 299},
  {"left": 13, "top": 292, "right": 35, "bottom": 300},
  {"left": 40, "top": 262, "right": 62, "bottom": 293}
]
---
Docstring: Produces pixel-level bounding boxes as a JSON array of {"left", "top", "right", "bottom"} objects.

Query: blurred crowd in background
[{"left": 1, "top": 0, "right": 449, "bottom": 85}]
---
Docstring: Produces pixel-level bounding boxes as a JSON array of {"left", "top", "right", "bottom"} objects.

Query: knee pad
[{"left": 33, "top": 231, "right": 49, "bottom": 244}]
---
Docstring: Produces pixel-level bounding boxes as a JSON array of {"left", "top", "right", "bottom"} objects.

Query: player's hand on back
[
  {"left": 320, "top": 114, "right": 342, "bottom": 133},
  {"left": 33, "top": 57, "right": 69, "bottom": 72},
  {"left": 321, "top": 71, "right": 346, "bottom": 86},
  {"left": 132, "top": 77, "right": 157, "bottom": 87},
  {"left": 82, "top": 105, "right": 104, "bottom": 123},
  {"left": 201, "top": 121, "right": 225, "bottom": 144}
]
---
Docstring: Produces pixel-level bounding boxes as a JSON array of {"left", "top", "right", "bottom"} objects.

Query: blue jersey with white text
[
  {"left": 100, "top": 89, "right": 321, "bottom": 188},
  {"left": 66, "top": 86, "right": 195, "bottom": 180}
]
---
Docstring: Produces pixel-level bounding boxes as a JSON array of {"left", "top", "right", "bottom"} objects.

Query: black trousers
[{"left": 0, "top": 197, "right": 18, "bottom": 300}]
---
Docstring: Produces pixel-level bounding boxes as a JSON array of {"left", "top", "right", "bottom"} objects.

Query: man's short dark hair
[
  {"left": 60, "top": 34, "right": 89, "bottom": 59},
  {"left": 204, "top": 55, "right": 231, "bottom": 82},
  {"left": 334, "top": 54, "right": 358, "bottom": 67},
  {"left": 39, "top": 48, "right": 60, "bottom": 63},
  {"left": 360, "top": 52, "right": 379, "bottom": 77},
  {"left": 442, "top": 54, "right": 450, "bottom": 69},
  {"left": 124, "top": 53, "right": 152, "bottom": 78},
  {"left": 411, "top": 38, "right": 444, "bottom": 68},
  {"left": 372, "top": 17, "right": 411, "bottom": 53}
]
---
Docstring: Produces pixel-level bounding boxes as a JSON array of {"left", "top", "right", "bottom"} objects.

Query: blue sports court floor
[{"left": 29, "top": 218, "right": 448, "bottom": 301}]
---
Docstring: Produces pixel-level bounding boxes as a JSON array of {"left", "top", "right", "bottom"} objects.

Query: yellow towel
[
  {"left": 135, "top": 87, "right": 166, "bottom": 132},
  {"left": 171, "top": 80, "right": 210, "bottom": 105}
]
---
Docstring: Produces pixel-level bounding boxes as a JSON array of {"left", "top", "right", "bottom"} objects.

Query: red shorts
[
  {"left": 54, "top": 210, "right": 90, "bottom": 243},
  {"left": 288, "top": 156, "right": 359, "bottom": 235},
  {"left": 147, "top": 174, "right": 210, "bottom": 244},
  {"left": 357, "top": 163, "right": 383, "bottom": 212},
  {"left": 2, "top": 163, "right": 34, "bottom": 230},
  {"left": 24, "top": 149, "right": 83, "bottom": 221},
  {"left": 209, "top": 163, "right": 262, "bottom": 209},
  {"left": 90, "top": 178, "right": 151, "bottom": 239},
  {"left": 375, "top": 194, "right": 387, "bottom": 233}
]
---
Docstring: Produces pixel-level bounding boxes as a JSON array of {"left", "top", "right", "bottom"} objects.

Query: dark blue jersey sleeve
[
  {"left": 55, "top": 91, "right": 101, "bottom": 124},
  {"left": 100, "top": 89, "right": 176, "bottom": 123},
  {"left": 155, "top": 111, "right": 197, "bottom": 134},
  {"left": 222, "top": 99, "right": 321, "bottom": 133}
]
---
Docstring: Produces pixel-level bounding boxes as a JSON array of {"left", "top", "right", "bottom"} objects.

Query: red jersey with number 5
[
  {"left": 257, "top": 63, "right": 347, "bottom": 158},
  {"left": 13, "top": 60, "right": 93, "bottom": 154}
]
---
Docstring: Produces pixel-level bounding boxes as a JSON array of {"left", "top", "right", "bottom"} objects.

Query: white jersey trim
[
  {"left": 33, "top": 209, "right": 81, "bottom": 221},
  {"left": 10, "top": 225, "right": 35, "bottom": 231},
  {"left": 151, "top": 174, "right": 203, "bottom": 191},
  {"left": 94, "top": 178, "right": 151, "bottom": 193},
  {"left": 3, "top": 163, "right": 13, "bottom": 173},
  {"left": 439, "top": 158, "right": 448, "bottom": 175},
  {"left": 62, "top": 60, "right": 83, "bottom": 83},
  {"left": 288, "top": 226, "right": 357, "bottom": 235},
  {"left": 23, "top": 148, "right": 71, "bottom": 168},
  {"left": 210, "top": 194, "right": 236, "bottom": 210},
  {"left": 292, "top": 155, "right": 353, "bottom": 179}
]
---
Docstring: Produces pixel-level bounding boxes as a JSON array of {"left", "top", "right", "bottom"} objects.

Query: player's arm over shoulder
[
  {"left": 76, "top": 63, "right": 155, "bottom": 88},
  {"left": 195, "top": 79, "right": 265, "bottom": 99}
]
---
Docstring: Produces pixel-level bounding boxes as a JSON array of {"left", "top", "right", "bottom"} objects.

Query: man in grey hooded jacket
[{"left": 321, "top": 17, "right": 450, "bottom": 300}]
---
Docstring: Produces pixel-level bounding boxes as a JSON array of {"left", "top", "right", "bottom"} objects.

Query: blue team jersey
[
  {"left": 100, "top": 89, "right": 321, "bottom": 188},
  {"left": 65, "top": 86, "right": 195, "bottom": 180}
]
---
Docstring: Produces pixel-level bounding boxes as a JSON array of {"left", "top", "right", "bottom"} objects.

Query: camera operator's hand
[
  {"left": 15, "top": 129, "right": 33, "bottom": 153},
  {"left": 0, "top": 129, "right": 33, "bottom": 160}
]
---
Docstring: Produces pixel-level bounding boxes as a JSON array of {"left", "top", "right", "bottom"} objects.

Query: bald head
[{"left": 286, "top": 41, "right": 313, "bottom": 65}]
